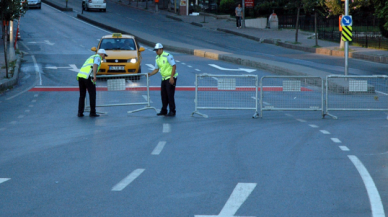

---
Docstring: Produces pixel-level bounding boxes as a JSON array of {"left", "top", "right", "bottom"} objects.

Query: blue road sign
[{"left": 341, "top": 15, "right": 353, "bottom": 26}]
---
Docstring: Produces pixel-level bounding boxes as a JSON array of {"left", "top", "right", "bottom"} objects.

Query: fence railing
[
  {"left": 260, "top": 76, "right": 324, "bottom": 118},
  {"left": 86, "top": 73, "right": 157, "bottom": 114},
  {"left": 325, "top": 75, "right": 388, "bottom": 119},
  {"left": 191, "top": 74, "right": 259, "bottom": 118}
]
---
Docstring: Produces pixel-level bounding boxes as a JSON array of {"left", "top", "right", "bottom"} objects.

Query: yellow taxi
[{"left": 92, "top": 33, "right": 145, "bottom": 76}]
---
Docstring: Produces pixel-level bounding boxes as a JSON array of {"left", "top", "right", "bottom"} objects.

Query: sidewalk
[{"left": 115, "top": 0, "right": 388, "bottom": 64}]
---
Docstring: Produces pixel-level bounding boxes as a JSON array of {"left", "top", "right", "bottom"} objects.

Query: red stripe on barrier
[{"left": 29, "top": 86, "right": 312, "bottom": 92}]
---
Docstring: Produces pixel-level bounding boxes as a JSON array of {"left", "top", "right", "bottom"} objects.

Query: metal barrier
[
  {"left": 85, "top": 74, "right": 157, "bottom": 114},
  {"left": 260, "top": 76, "right": 324, "bottom": 118},
  {"left": 191, "top": 74, "right": 259, "bottom": 118},
  {"left": 325, "top": 75, "right": 388, "bottom": 119}
]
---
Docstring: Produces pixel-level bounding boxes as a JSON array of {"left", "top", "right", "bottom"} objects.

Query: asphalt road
[{"left": 0, "top": 4, "right": 387, "bottom": 217}]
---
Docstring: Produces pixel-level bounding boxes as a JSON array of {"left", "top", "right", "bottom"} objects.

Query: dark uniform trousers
[
  {"left": 160, "top": 77, "right": 177, "bottom": 114},
  {"left": 78, "top": 77, "right": 96, "bottom": 114}
]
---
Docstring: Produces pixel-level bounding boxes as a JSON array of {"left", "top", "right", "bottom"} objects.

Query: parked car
[
  {"left": 27, "top": 0, "right": 41, "bottom": 9},
  {"left": 82, "top": 0, "right": 106, "bottom": 12}
]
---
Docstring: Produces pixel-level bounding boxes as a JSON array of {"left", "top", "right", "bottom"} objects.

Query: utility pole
[
  {"left": 344, "top": 0, "right": 349, "bottom": 75},
  {"left": 242, "top": 0, "right": 245, "bottom": 28}
]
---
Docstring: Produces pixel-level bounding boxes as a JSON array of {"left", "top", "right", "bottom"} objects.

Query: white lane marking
[
  {"left": 29, "top": 105, "right": 34, "bottom": 107},
  {"left": 34, "top": 94, "right": 39, "bottom": 97},
  {"left": 32, "top": 55, "right": 42, "bottom": 86},
  {"left": 10, "top": 121, "right": 17, "bottom": 125},
  {"left": 151, "top": 141, "right": 166, "bottom": 155},
  {"left": 18, "top": 115, "right": 24, "bottom": 118},
  {"left": 188, "top": 65, "right": 192, "bottom": 67},
  {"left": 376, "top": 91, "right": 388, "bottom": 96},
  {"left": 80, "top": 45, "right": 85, "bottom": 48},
  {"left": 142, "top": 95, "right": 152, "bottom": 103},
  {"left": 111, "top": 169, "right": 145, "bottom": 191},
  {"left": 309, "top": 124, "right": 318, "bottom": 128},
  {"left": 195, "top": 69, "right": 201, "bottom": 71},
  {"left": 181, "top": 62, "right": 186, "bottom": 65},
  {"left": 20, "top": 41, "right": 30, "bottom": 51},
  {"left": 0, "top": 178, "right": 10, "bottom": 184},
  {"left": 25, "top": 110, "right": 30, "bottom": 113},
  {"left": 195, "top": 183, "right": 257, "bottom": 217},
  {"left": 285, "top": 113, "right": 292, "bottom": 117},
  {"left": 348, "top": 155, "right": 385, "bottom": 217},
  {"left": 296, "top": 119, "right": 306, "bottom": 122},
  {"left": 163, "top": 123, "right": 171, "bottom": 133},
  {"left": 339, "top": 146, "right": 350, "bottom": 151},
  {"left": 320, "top": 130, "right": 330, "bottom": 134},
  {"left": 176, "top": 60, "right": 180, "bottom": 62},
  {"left": 208, "top": 64, "right": 256, "bottom": 73},
  {"left": 32, "top": 100, "right": 36, "bottom": 103},
  {"left": 146, "top": 64, "right": 155, "bottom": 70},
  {"left": 331, "top": 138, "right": 342, "bottom": 143}
]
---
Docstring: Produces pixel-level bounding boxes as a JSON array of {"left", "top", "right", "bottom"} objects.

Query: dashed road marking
[
  {"left": 163, "top": 123, "right": 171, "bottom": 133},
  {"left": 142, "top": 95, "right": 152, "bottom": 103},
  {"left": 29, "top": 105, "right": 34, "bottom": 107},
  {"left": 0, "top": 178, "right": 10, "bottom": 184},
  {"left": 331, "top": 138, "right": 342, "bottom": 143},
  {"left": 181, "top": 62, "right": 186, "bottom": 65},
  {"left": 10, "top": 121, "right": 17, "bottom": 125},
  {"left": 32, "top": 100, "right": 36, "bottom": 103},
  {"left": 320, "top": 130, "right": 330, "bottom": 134},
  {"left": 348, "top": 155, "right": 385, "bottom": 217},
  {"left": 309, "top": 124, "right": 318, "bottom": 128},
  {"left": 195, "top": 69, "right": 201, "bottom": 71},
  {"left": 18, "top": 115, "right": 24, "bottom": 119},
  {"left": 339, "top": 146, "right": 350, "bottom": 151},
  {"left": 285, "top": 113, "right": 292, "bottom": 117},
  {"left": 34, "top": 94, "right": 39, "bottom": 97},
  {"left": 151, "top": 141, "right": 166, "bottom": 155},
  {"left": 188, "top": 65, "right": 192, "bottom": 67},
  {"left": 111, "top": 169, "right": 145, "bottom": 191},
  {"left": 296, "top": 119, "right": 306, "bottom": 122},
  {"left": 25, "top": 110, "right": 30, "bottom": 113}
]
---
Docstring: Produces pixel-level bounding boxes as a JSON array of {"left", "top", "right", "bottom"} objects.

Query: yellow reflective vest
[
  {"left": 77, "top": 54, "right": 101, "bottom": 79},
  {"left": 156, "top": 51, "right": 178, "bottom": 80}
]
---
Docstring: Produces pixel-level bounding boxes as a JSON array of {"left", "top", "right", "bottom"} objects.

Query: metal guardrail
[
  {"left": 325, "top": 75, "right": 388, "bottom": 119},
  {"left": 191, "top": 74, "right": 259, "bottom": 118},
  {"left": 260, "top": 76, "right": 324, "bottom": 118},
  {"left": 85, "top": 73, "right": 157, "bottom": 114}
]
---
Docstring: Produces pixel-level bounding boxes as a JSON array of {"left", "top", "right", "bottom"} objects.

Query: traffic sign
[
  {"left": 341, "top": 15, "right": 352, "bottom": 26},
  {"left": 342, "top": 26, "right": 352, "bottom": 41}
]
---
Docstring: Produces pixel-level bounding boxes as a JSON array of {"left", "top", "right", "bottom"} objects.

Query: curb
[
  {"left": 42, "top": 0, "right": 73, "bottom": 11},
  {"left": 191, "top": 22, "right": 203, "bottom": 27},
  {"left": 0, "top": 54, "right": 22, "bottom": 92},
  {"left": 217, "top": 28, "right": 261, "bottom": 42},
  {"left": 166, "top": 15, "right": 182, "bottom": 22}
]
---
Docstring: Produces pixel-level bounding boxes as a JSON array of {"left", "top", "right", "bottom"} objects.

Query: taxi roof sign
[{"left": 112, "top": 33, "right": 122, "bottom": 38}]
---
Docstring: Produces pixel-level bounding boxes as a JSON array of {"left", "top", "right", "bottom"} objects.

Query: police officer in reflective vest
[
  {"left": 77, "top": 49, "right": 107, "bottom": 117},
  {"left": 148, "top": 43, "right": 178, "bottom": 117}
]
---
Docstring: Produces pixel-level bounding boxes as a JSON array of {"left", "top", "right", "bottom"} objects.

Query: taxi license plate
[{"left": 110, "top": 66, "right": 124, "bottom": 71}]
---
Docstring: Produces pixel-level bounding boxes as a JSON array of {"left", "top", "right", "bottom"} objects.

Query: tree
[
  {"left": 373, "top": 0, "right": 388, "bottom": 37},
  {"left": 302, "top": 0, "right": 326, "bottom": 46},
  {"left": 284, "top": 0, "right": 303, "bottom": 43},
  {"left": 324, "top": 0, "right": 371, "bottom": 48},
  {"left": 0, "top": 0, "right": 28, "bottom": 78}
]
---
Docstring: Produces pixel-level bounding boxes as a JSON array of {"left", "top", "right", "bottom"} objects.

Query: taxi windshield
[{"left": 99, "top": 38, "right": 136, "bottom": 51}]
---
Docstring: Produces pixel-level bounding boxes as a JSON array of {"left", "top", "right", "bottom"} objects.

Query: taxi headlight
[
  {"left": 128, "top": 58, "right": 137, "bottom": 63},
  {"left": 101, "top": 59, "right": 106, "bottom": 63}
]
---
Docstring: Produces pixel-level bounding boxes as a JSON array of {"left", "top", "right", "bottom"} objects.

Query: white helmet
[{"left": 153, "top": 43, "right": 163, "bottom": 51}]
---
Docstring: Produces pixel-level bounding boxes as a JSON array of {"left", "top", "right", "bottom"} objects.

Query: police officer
[
  {"left": 77, "top": 49, "right": 107, "bottom": 117},
  {"left": 148, "top": 43, "right": 178, "bottom": 117}
]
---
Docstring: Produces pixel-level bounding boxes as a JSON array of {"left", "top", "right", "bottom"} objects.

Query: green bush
[{"left": 220, "top": 0, "right": 235, "bottom": 15}]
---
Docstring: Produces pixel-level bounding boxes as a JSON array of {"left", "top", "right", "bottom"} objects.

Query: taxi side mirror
[
  {"left": 139, "top": 47, "right": 145, "bottom": 52},
  {"left": 91, "top": 47, "right": 97, "bottom": 52}
]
